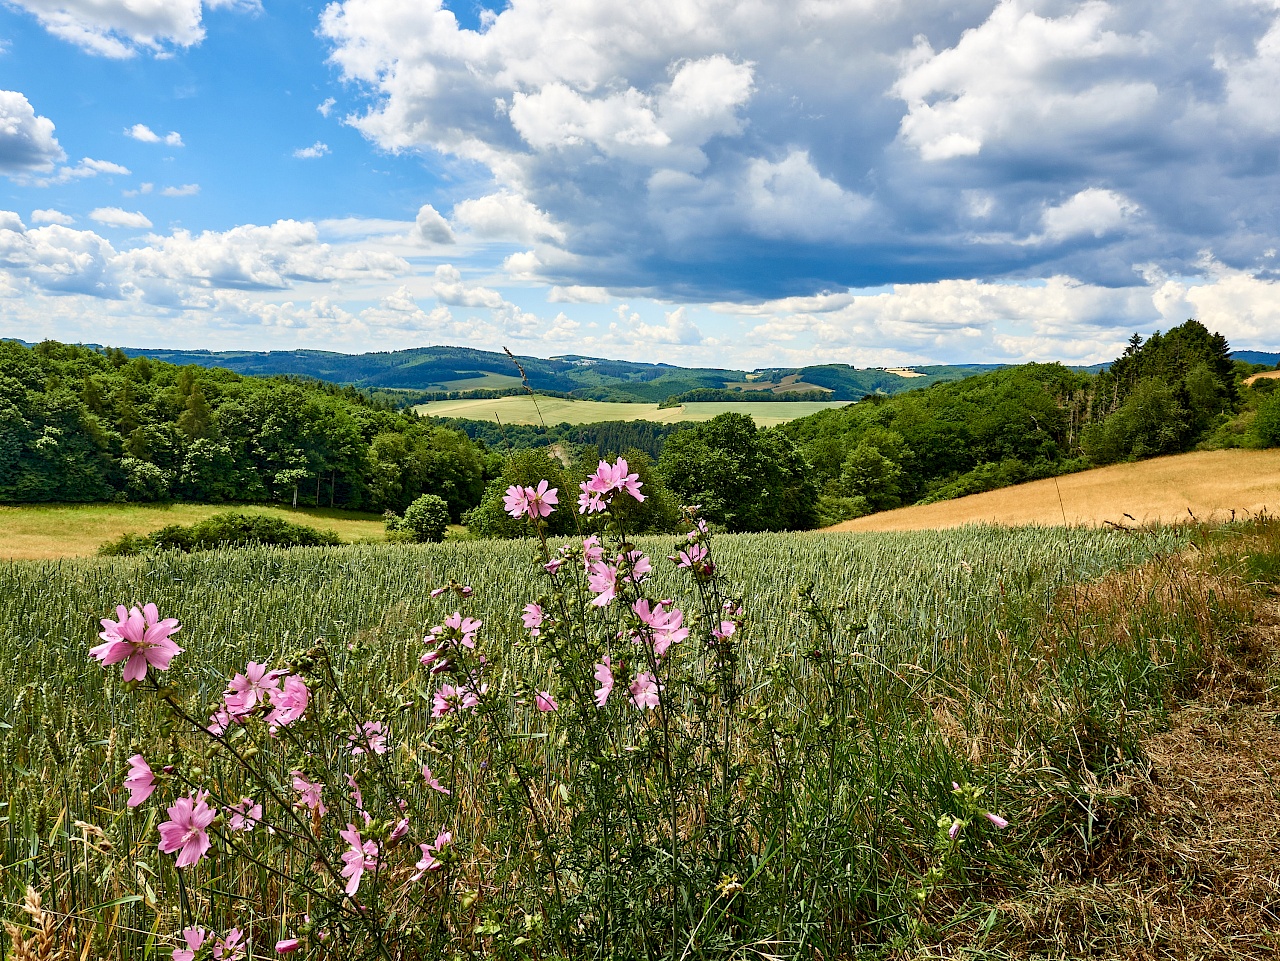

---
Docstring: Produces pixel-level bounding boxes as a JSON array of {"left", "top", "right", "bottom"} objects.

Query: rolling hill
[{"left": 825, "top": 449, "right": 1280, "bottom": 532}]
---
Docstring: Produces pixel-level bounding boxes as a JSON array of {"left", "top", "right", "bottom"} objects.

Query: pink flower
[
  {"left": 226, "top": 797, "right": 263, "bottom": 832},
  {"left": 432, "top": 683, "right": 484, "bottom": 718},
  {"left": 213, "top": 927, "right": 246, "bottom": 961},
  {"left": 265, "top": 675, "right": 309, "bottom": 728},
  {"left": 339, "top": 823, "right": 379, "bottom": 897},
  {"left": 224, "top": 661, "right": 285, "bottom": 716},
  {"left": 90, "top": 603, "right": 183, "bottom": 682},
  {"left": 388, "top": 818, "right": 410, "bottom": 844},
  {"left": 442, "top": 611, "right": 482, "bottom": 648},
  {"left": 619, "top": 550, "right": 651, "bottom": 581},
  {"left": 583, "top": 458, "right": 644, "bottom": 502},
  {"left": 535, "top": 691, "right": 558, "bottom": 712},
  {"left": 983, "top": 811, "right": 1010, "bottom": 829},
  {"left": 275, "top": 939, "right": 300, "bottom": 954},
  {"left": 593, "top": 657, "right": 614, "bottom": 708},
  {"left": 526, "top": 480, "right": 558, "bottom": 518},
  {"left": 503, "top": 484, "right": 531, "bottom": 518},
  {"left": 632, "top": 600, "right": 688, "bottom": 658},
  {"left": 157, "top": 792, "right": 217, "bottom": 867},
  {"left": 582, "top": 535, "right": 605, "bottom": 566},
  {"left": 629, "top": 672, "right": 661, "bottom": 711},
  {"left": 522, "top": 603, "right": 544, "bottom": 637},
  {"left": 671, "top": 543, "right": 708, "bottom": 569},
  {"left": 124, "top": 754, "right": 155, "bottom": 808},
  {"left": 411, "top": 830, "right": 453, "bottom": 881},
  {"left": 543, "top": 557, "right": 564, "bottom": 574},
  {"left": 577, "top": 488, "right": 606, "bottom": 514},
  {"left": 422, "top": 764, "right": 451, "bottom": 795},
  {"left": 587, "top": 562, "right": 620, "bottom": 607},
  {"left": 948, "top": 820, "right": 962, "bottom": 841},
  {"left": 712, "top": 620, "right": 737, "bottom": 642},
  {"left": 349, "top": 720, "right": 388, "bottom": 756},
  {"left": 292, "top": 772, "right": 326, "bottom": 816},
  {"left": 173, "top": 926, "right": 206, "bottom": 961}
]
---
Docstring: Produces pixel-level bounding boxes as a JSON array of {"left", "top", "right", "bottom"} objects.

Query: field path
[
  {"left": 828, "top": 449, "right": 1280, "bottom": 532},
  {"left": 993, "top": 600, "right": 1280, "bottom": 958}
]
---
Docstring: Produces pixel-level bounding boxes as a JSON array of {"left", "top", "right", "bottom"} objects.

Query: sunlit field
[
  {"left": 5, "top": 519, "right": 1268, "bottom": 958},
  {"left": 830, "top": 448, "right": 1280, "bottom": 532},
  {"left": 0, "top": 503, "right": 390, "bottom": 561},
  {"left": 414, "top": 394, "right": 851, "bottom": 426}
]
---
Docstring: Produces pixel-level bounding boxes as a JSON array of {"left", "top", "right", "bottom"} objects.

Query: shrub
[
  {"left": 1255, "top": 390, "right": 1280, "bottom": 447},
  {"left": 400, "top": 493, "right": 450, "bottom": 543},
  {"left": 98, "top": 511, "right": 340, "bottom": 555}
]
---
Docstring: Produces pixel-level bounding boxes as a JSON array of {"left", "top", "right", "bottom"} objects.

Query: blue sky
[{"left": 2, "top": 0, "right": 1279, "bottom": 369}]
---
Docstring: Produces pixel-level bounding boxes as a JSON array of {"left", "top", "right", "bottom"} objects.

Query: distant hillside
[
  {"left": 1232, "top": 349, "right": 1280, "bottom": 367},
  {"left": 97, "top": 344, "right": 995, "bottom": 404}
]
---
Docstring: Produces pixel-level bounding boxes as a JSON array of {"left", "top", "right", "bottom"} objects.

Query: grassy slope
[
  {"left": 828, "top": 448, "right": 1280, "bottom": 532},
  {"left": 414, "top": 395, "right": 850, "bottom": 426},
  {"left": 0, "top": 503, "right": 390, "bottom": 561}
]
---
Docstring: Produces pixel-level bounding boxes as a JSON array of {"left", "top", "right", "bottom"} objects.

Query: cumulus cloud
[
  {"left": 161, "top": 184, "right": 200, "bottom": 197},
  {"left": 451, "top": 192, "right": 565, "bottom": 244},
  {"left": 31, "top": 208, "right": 73, "bottom": 225},
  {"left": 412, "top": 203, "right": 454, "bottom": 244},
  {"left": 127, "top": 124, "right": 183, "bottom": 146},
  {"left": 89, "top": 207, "right": 152, "bottom": 229},
  {"left": 316, "top": 0, "right": 1280, "bottom": 300},
  {"left": 431, "top": 264, "right": 507, "bottom": 309},
  {"left": 8, "top": 0, "right": 259, "bottom": 58},
  {"left": 293, "top": 142, "right": 329, "bottom": 159},
  {"left": 34, "top": 157, "right": 130, "bottom": 187},
  {"left": 0, "top": 90, "right": 64, "bottom": 174},
  {"left": 318, "top": 97, "right": 336, "bottom": 117},
  {"left": 548, "top": 285, "right": 610, "bottom": 304}
]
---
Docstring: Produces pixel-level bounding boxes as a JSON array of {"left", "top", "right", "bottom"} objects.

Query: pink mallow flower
[
  {"left": 124, "top": 754, "right": 155, "bottom": 808},
  {"left": 432, "top": 683, "right": 483, "bottom": 718},
  {"left": 535, "top": 691, "right": 558, "bottom": 712},
  {"left": 422, "top": 764, "right": 451, "bottom": 795},
  {"left": 349, "top": 720, "right": 388, "bottom": 756},
  {"left": 526, "top": 480, "right": 558, "bottom": 518},
  {"left": 583, "top": 458, "right": 645, "bottom": 502},
  {"left": 671, "top": 542, "right": 709, "bottom": 570},
  {"left": 292, "top": 772, "right": 326, "bottom": 816},
  {"left": 265, "top": 675, "right": 309, "bottom": 728},
  {"left": 582, "top": 535, "right": 605, "bottom": 566},
  {"left": 173, "top": 926, "right": 207, "bottom": 961},
  {"left": 593, "top": 657, "right": 614, "bottom": 708},
  {"left": 412, "top": 830, "right": 453, "bottom": 880},
  {"left": 275, "top": 939, "right": 300, "bottom": 954},
  {"left": 587, "top": 563, "right": 620, "bottom": 607},
  {"left": 226, "top": 798, "right": 262, "bottom": 832},
  {"left": 90, "top": 603, "right": 182, "bottom": 682},
  {"left": 157, "top": 792, "right": 217, "bottom": 868},
  {"left": 213, "top": 927, "right": 246, "bottom": 961},
  {"left": 224, "top": 661, "right": 285, "bottom": 716},
  {"left": 339, "top": 824, "right": 379, "bottom": 897},
  {"left": 632, "top": 600, "right": 688, "bottom": 659},
  {"left": 984, "top": 811, "right": 1010, "bottom": 829},
  {"left": 503, "top": 484, "right": 531, "bottom": 518},
  {"left": 522, "top": 603, "right": 544, "bottom": 637},
  {"left": 629, "top": 672, "right": 661, "bottom": 711}
]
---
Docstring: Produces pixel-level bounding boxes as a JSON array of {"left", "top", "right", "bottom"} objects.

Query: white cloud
[
  {"left": 412, "top": 203, "right": 454, "bottom": 244},
  {"left": 7, "top": 0, "right": 258, "bottom": 58},
  {"left": 34, "top": 157, "right": 130, "bottom": 187},
  {"left": 431, "top": 263, "right": 506, "bottom": 309},
  {"left": 293, "top": 142, "right": 329, "bottom": 159},
  {"left": 0, "top": 90, "right": 64, "bottom": 173},
  {"left": 318, "top": 97, "right": 336, "bottom": 117},
  {"left": 161, "top": 183, "right": 200, "bottom": 197},
  {"left": 89, "top": 207, "right": 152, "bottom": 229},
  {"left": 126, "top": 123, "right": 183, "bottom": 146},
  {"left": 549, "top": 284, "right": 610, "bottom": 303},
  {"left": 31, "top": 208, "right": 73, "bottom": 225},
  {"left": 626, "top": 304, "right": 704, "bottom": 345},
  {"left": 740, "top": 151, "right": 872, "bottom": 241},
  {"left": 1037, "top": 188, "right": 1140, "bottom": 243},
  {"left": 451, "top": 192, "right": 565, "bottom": 244}
]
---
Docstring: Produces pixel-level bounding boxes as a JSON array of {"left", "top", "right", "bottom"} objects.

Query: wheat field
[{"left": 829, "top": 448, "right": 1280, "bottom": 532}]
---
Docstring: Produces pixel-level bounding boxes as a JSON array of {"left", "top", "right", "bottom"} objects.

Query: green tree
[{"left": 401, "top": 493, "right": 450, "bottom": 542}]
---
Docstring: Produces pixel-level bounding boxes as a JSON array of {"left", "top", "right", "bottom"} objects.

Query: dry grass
[
  {"left": 1243, "top": 370, "right": 1280, "bottom": 386},
  {"left": 828, "top": 449, "right": 1280, "bottom": 533},
  {"left": 0, "top": 502, "right": 390, "bottom": 561}
]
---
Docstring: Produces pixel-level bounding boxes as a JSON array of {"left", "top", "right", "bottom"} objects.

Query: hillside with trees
[{"left": 0, "top": 340, "right": 489, "bottom": 517}]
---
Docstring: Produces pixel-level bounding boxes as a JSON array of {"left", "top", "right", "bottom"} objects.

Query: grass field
[
  {"left": 830, "top": 448, "right": 1280, "bottom": 532},
  {"left": 414, "top": 394, "right": 850, "bottom": 426},
  {"left": 6, "top": 516, "right": 1271, "bottom": 958},
  {"left": 0, "top": 502, "right": 391, "bottom": 560}
]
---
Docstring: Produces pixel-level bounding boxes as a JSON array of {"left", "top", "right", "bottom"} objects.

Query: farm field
[
  {"left": 0, "top": 502, "right": 391, "bottom": 561},
  {"left": 830, "top": 448, "right": 1280, "bottom": 532},
  {"left": 414, "top": 394, "right": 851, "bottom": 426},
  {"left": 5, "top": 519, "right": 1276, "bottom": 958}
]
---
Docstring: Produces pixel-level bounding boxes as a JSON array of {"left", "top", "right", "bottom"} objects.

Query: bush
[
  {"left": 98, "top": 512, "right": 340, "bottom": 555},
  {"left": 1255, "top": 390, "right": 1280, "bottom": 447},
  {"left": 400, "top": 493, "right": 450, "bottom": 543}
]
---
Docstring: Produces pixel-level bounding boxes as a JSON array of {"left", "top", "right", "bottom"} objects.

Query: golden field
[{"left": 828, "top": 448, "right": 1280, "bottom": 532}]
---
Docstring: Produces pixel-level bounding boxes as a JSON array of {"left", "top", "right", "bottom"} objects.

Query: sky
[{"left": 1, "top": 0, "right": 1279, "bottom": 370}]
